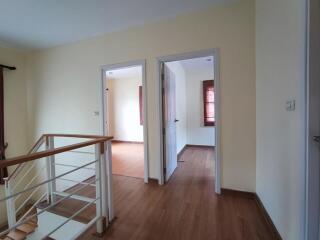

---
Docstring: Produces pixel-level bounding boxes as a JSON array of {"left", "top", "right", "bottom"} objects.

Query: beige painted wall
[
  {"left": 108, "top": 76, "right": 143, "bottom": 142},
  {"left": 25, "top": 0, "right": 256, "bottom": 191},
  {"left": 256, "top": 0, "right": 306, "bottom": 239},
  {"left": 0, "top": 45, "right": 29, "bottom": 226}
]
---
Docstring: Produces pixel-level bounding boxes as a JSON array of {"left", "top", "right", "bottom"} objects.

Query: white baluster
[
  {"left": 100, "top": 142, "right": 108, "bottom": 229},
  {"left": 95, "top": 143, "right": 103, "bottom": 234},
  {"left": 45, "top": 136, "right": 56, "bottom": 203},
  {"left": 5, "top": 180, "right": 16, "bottom": 228},
  {"left": 106, "top": 141, "right": 114, "bottom": 221}
]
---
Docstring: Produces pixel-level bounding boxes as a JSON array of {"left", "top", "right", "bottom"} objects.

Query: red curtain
[{"left": 203, "top": 80, "right": 215, "bottom": 126}]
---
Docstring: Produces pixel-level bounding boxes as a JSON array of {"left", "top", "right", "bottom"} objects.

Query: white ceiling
[
  {"left": 179, "top": 56, "right": 214, "bottom": 74},
  {"left": 0, "top": 0, "right": 236, "bottom": 50},
  {"left": 106, "top": 66, "right": 142, "bottom": 80}
]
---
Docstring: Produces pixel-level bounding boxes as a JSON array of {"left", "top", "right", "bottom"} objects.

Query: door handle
[
  {"left": 313, "top": 136, "right": 320, "bottom": 143},
  {"left": 174, "top": 119, "right": 179, "bottom": 123}
]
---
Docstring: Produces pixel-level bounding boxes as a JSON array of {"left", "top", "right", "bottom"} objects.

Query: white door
[
  {"left": 162, "top": 63, "right": 177, "bottom": 181},
  {"left": 307, "top": 0, "right": 320, "bottom": 239}
]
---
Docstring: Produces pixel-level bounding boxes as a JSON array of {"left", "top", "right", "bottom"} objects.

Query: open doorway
[
  {"left": 158, "top": 50, "right": 221, "bottom": 193},
  {"left": 101, "top": 61, "right": 148, "bottom": 183}
]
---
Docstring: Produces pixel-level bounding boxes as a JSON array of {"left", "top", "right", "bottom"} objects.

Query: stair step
[
  {"left": 19, "top": 206, "right": 38, "bottom": 226},
  {"left": 16, "top": 222, "right": 36, "bottom": 234},
  {"left": 6, "top": 230, "right": 26, "bottom": 240},
  {"left": 1, "top": 237, "right": 13, "bottom": 240}
]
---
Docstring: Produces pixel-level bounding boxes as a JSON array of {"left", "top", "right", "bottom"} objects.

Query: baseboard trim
[
  {"left": 186, "top": 144, "right": 215, "bottom": 149},
  {"left": 221, "top": 188, "right": 255, "bottom": 199},
  {"left": 221, "top": 188, "right": 282, "bottom": 240},
  {"left": 148, "top": 178, "right": 159, "bottom": 184},
  {"left": 254, "top": 193, "right": 282, "bottom": 240},
  {"left": 112, "top": 140, "right": 143, "bottom": 144},
  {"left": 177, "top": 145, "right": 188, "bottom": 160}
]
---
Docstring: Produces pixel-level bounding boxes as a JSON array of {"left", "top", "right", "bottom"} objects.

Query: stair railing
[{"left": 0, "top": 134, "right": 113, "bottom": 240}]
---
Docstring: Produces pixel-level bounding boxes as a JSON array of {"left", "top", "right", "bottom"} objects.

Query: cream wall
[
  {"left": 185, "top": 65, "right": 215, "bottom": 146},
  {"left": 25, "top": 0, "right": 256, "bottom": 191},
  {"left": 107, "top": 76, "right": 143, "bottom": 142},
  {"left": 0, "top": 45, "right": 29, "bottom": 226},
  {"left": 256, "top": 0, "right": 306, "bottom": 239}
]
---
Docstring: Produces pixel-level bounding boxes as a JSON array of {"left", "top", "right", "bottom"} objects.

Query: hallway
[{"left": 80, "top": 146, "right": 276, "bottom": 240}]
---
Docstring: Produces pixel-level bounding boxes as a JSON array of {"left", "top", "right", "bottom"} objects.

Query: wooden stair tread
[
  {"left": 6, "top": 230, "right": 26, "bottom": 240},
  {"left": 19, "top": 206, "right": 38, "bottom": 226},
  {"left": 1, "top": 237, "right": 13, "bottom": 240},
  {"left": 16, "top": 222, "right": 36, "bottom": 234}
]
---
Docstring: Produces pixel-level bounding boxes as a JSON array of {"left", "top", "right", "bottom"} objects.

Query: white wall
[
  {"left": 165, "top": 62, "right": 187, "bottom": 153},
  {"left": 107, "top": 74, "right": 143, "bottom": 142},
  {"left": 185, "top": 64, "right": 215, "bottom": 146},
  {"left": 25, "top": 0, "right": 256, "bottom": 191},
  {"left": 256, "top": 0, "right": 306, "bottom": 239}
]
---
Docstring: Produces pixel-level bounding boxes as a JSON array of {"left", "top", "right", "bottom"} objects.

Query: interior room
[
  {"left": 163, "top": 56, "right": 215, "bottom": 180},
  {"left": 105, "top": 66, "right": 144, "bottom": 179}
]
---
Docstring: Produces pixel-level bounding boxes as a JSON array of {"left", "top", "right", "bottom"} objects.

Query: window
[
  {"left": 203, "top": 80, "right": 215, "bottom": 126},
  {"left": 139, "top": 86, "right": 143, "bottom": 125}
]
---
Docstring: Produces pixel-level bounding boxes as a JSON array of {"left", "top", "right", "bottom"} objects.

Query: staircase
[
  {"left": 0, "top": 134, "right": 114, "bottom": 240},
  {"left": 2, "top": 207, "right": 38, "bottom": 240}
]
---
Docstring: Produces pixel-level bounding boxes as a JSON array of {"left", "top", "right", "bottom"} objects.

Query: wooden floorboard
[
  {"left": 64, "top": 146, "right": 276, "bottom": 240},
  {"left": 112, "top": 142, "right": 144, "bottom": 179}
]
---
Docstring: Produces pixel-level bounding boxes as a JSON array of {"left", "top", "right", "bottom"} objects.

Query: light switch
[{"left": 286, "top": 100, "right": 296, "bottom": 111}]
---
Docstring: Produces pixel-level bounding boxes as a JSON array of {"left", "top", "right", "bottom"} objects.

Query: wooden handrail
[
  {"left": 43, "top": 133, "right": 111, "bottom": 139},
  {"left": 6, "top": 136, "right": 46, "bottom": 181},
  {"left": 0, "top": 136, "right": 113, "bottom": 169}
]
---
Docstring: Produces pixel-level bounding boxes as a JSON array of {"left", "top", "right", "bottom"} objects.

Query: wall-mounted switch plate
[{"left": 286, "top": 100, "right": 296, "bottom": 111}]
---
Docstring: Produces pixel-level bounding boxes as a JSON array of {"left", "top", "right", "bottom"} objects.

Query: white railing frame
[
  {"left": 4, "top": 180, "right": 16, "bottom": 228},
  {"left": 1, "top": 136, "right": 113, "bottom": 239},
  {"left": 46, "top": 136, "right": 56, "bottom": 203}
]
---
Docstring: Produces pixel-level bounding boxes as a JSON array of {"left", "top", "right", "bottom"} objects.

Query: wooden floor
[
  {"left": 112, "top": 142, "right": 144, "bottom": 179},
  {"left": 76, "top": 146, "right": 276, "bottom": 240}
]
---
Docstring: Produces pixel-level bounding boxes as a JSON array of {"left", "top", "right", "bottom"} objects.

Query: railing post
[
  {"left": 45, "top": 136, "right": 56, "bottom": 203},
  {"left": 100, "top": 142, "right": 108, "bottom": 230},
  {"left": 4, "top": 180, "right": 16, "bottom": 228},
  {"left": 95, "top": 143, "right": 104, "bottom": 235},
  {"left": 106, "top": 141, "right": 114, "bottom": 221}
]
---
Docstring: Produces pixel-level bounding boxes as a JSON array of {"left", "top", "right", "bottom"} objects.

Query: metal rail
[{"left": 1, "top": 134, "right": 113, "bottom": 239}]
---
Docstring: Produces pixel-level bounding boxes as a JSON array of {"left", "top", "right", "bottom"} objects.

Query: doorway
[
  {"left": 101, "top": 60, "right": 149, "bottom": 183},
  {"left": 157, "top": 49, "right": 221, "bottom": 193}
]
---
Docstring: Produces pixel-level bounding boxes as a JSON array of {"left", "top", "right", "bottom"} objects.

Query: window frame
[{"left": 202, "top": 79, "right": 215, "bottom": 127}]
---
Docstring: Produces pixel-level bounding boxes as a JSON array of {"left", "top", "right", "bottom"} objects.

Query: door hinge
[
  {"left": 162, "top": 128, "right": 165, "bottom": 135},
  {"left": 163, "top": 167, "right": 166, "bottom": 178}
]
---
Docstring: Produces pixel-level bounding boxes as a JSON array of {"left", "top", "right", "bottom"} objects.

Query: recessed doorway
[
  {"left": 157, "top": 50, "right": 221, "bottom": 193},
  {"left": 101, "top": 60, "right": 149, "bottom": 182}
]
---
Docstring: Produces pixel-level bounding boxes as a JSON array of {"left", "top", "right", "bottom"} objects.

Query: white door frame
[
  {"left": 156, "top": 49, "right": 221, "bottom": 194},
  {"left": 100, "top": 60, "right": 149, "bottom": 183},
  {"left": 305, "top": 0, "right": 320, "bottom": 238}
]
